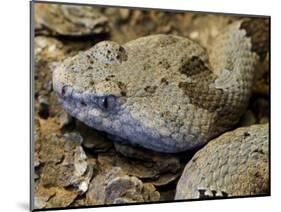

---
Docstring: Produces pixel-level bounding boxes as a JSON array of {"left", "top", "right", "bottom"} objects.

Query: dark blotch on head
[
  {"left": 240, "top": 18, "right": 269, "bottom": 60},
  {"left": 144, "top": 85, "right": 157, "bottom": 94},
  {"left": 159, "top": 59, "right": 171, "bottom": 69},
  {"left": 117, "top": 46, "right": 128, "bottom": 62},
  {"left": 105, "top": 75, "right": 115, "bottom": 81},
  {"left": 121, "top": 91, "right": 127, "bottom": 96},
  {"left": 89, "top": 81, "right": 95, "bottom": 86},
  {"left": 117, "top": 81, "right": 127, "bottom": 96},
  {"left": 179, "top": 56, "right": 209, "bottom": 77},
  {"left": 117, "top": 81, "right": 126, "bottom": 89},
  {"left": 178, "top": 78, "right": 226, "bottom": 113},
  {"left": 161, "top": 78, "right": 169, "bottom": 85}
]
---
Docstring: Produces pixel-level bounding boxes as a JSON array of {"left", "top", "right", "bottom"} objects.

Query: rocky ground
[{"left": 33, "top": 3, "right": 269, "bottom": 210}]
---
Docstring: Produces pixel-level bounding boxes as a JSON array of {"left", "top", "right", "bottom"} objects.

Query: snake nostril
[{"left": 81, "top": 101, "right": 87, "bottom": 106}]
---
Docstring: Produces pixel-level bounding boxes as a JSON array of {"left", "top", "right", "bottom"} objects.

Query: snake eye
[
  {"left": 102, "top": 97, "right": 108, "bottom": 109},
  {"left": 98, "top": 95, "right": 116, "bottom": 110}
]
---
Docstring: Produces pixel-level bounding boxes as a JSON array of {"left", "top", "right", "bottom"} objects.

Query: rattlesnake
[
  {"left": 53, "top": 18, "right": 268, "bottom": 153},
  {"left": 175, "top": 123, "right": 269, "bottom": 199}
]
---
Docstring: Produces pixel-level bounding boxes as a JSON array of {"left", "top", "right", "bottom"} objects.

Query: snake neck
[
  {"left": 209, "top": 19, "right": 269, "bottom": 91},
  {"left": 206, "top": 19, "right": 269, "bottom": 138}
]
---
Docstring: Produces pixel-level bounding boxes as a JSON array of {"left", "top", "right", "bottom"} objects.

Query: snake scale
[{"left": 175, "top": 123, "right": 269, "bottom": 199}]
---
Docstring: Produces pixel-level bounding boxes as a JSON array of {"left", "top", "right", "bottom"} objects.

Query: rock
[
  {"left": 175, "top": 124, "right": 269, "bottom": 200},
  {"left": 35, "top": 3, "right": 109, "bottom": 37},
  {"left": 34, "top": 118, "right": 42, "bottom": 178},
  {"left": 113, "top": 142, "right": 181, "bottom": 173},
  {"left": 34, "top": 36, "right": 65, "bottom": 96},
  {"left": 34, "top": 132, "right": 94, "bottom": 209},
  {"left": 187, "top": 15, "right": 236, "bottom": 47},
  {"left": 104, "top": 175, "right": 144, "bottom": 204},
  {"left": 34, "top": 153, "right": 40, "bottom": 168},
  {"left": 98, "top": 152, "right": 157, "bottom": 179},
  {"left": 34, "top": 36, "right": 67, "bottom": 119},
  {"left": 151, "top": 172, "right": 181, "bottom": 187},
  {"left": 112, "top": 142, "right": 182, "bottom": 186},
  {"left": 97, "top": 146, "right": 182, "bottom": 186},
  {"left": 35, "top": 36, "right": 65, "bottom": 63},
  {"left": 35, "top": 186, "right": 78, "bottom": 209},
  {"left": 76, "top": 121, "right": 113, "bottom": 152},
  {"left": 86, "top": 167, "right": 160, "bottom": 205},
  {"left": 38, "top": 95, "right": 49, "bottom": 119},
  {"left": 58, "top": 110, "right": 74, "bottom": 129},
  {"left": 119, "top": 9, "right": 130, "bottom": 21},
  {"left": 141, "top": 183, "right": 161, "bottom": 201},
  {"left": 34, "top": 187, "right": 55, "bottom": 209}
]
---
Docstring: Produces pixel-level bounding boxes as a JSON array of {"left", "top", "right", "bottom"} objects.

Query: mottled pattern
[
  {"left": 34, "top": 132, "right": 93, "bottom": 209},
  {"left": 175, "top": 124, "right": 269, "bottom": 199},
  {"left": 53, "top": 19, "right": 268, "bottom": 153}
]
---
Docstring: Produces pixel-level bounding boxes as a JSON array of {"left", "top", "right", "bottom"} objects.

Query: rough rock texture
[
  {"left": 86, "top": 167, "right": 160, "bottom": 205},
  {"left": 53, "top": 19, "right": 268, "bottom": 153},
  {"left": 34, "top": 36, "right": 65, "bottom": 97},
  {"left": 34, "top": 117, "right": 182, "bottom": 209},
  {"left": 97, "top": 143, "right": 183, "bottom": 186},
  {"left": 35, "top": 3, "right": 109, "bottom": 36},
  {"left": 175, "top": 124, "right": 269, "bottom": 200},
  {"left": 34, "top": 36, "right": 67, "bottom": 122},
  {"left": 77, "top": 121, "right": 113, "bottom": 152},
  {"left": 34, "top": 124, "right": 93, "bottom": 209}
]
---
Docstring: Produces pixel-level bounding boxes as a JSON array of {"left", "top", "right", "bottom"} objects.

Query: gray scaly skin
[
  {"left": 53, "top": 18, "right": 268, "bottom": 153},
  {"left": 175, "top": 124, "right": 269, "bottom": 199}
]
